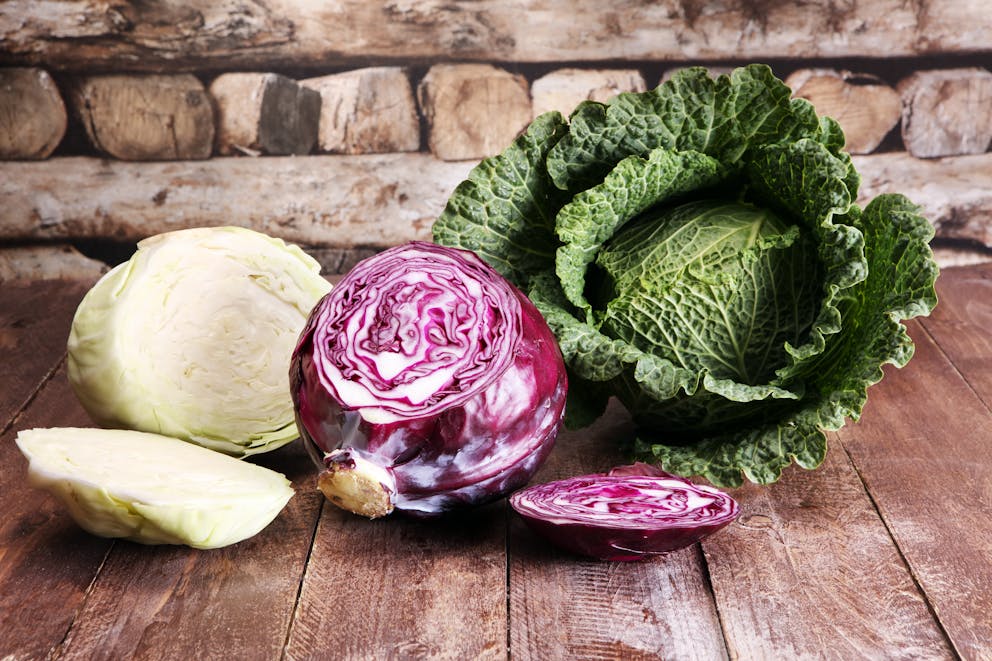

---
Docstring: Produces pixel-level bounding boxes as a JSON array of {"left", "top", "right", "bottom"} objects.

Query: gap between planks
[
  {"left": 696, "top": 540, "right": 735, "bottom": 659},
  {"left": 279, "top": 498, "right": 327, "bottom": 661},
  {"left": 50, "top": 540, "right": 117, "bottom": 661},
  {"left": 1, "top": 351, "right": 66, "bottom": 437},
  {"left": 834, "top": 313, "right": 985, "bottom": 660},
  {"left": 917, "top": 317, "right": 992, "bottom": 418},
  {"left": 837, "top": 440, "right": 960, "bottom": 660}
]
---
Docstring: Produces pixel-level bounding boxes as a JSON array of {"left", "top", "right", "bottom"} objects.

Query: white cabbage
[{"left": 67, "top": 226, "right": 331, "bottom": 456}]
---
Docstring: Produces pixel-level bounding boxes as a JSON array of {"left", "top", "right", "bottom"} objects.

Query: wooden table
[{"left": 2, "top": 264, "right": 990, "bottom": 660}]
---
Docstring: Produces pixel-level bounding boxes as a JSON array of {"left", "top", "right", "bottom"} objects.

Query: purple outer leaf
[
  {"left": 290, "top": 242, "right": 568, "bottom": 518},
  {"left": 510, "top": 463, "right": 739, "bottom": 561}
]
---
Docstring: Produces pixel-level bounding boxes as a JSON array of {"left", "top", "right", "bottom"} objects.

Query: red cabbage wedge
[
  {"left": 290, "top": 242, "right": 568, "bottom": 518},
  {"left": 510, "top": 463, "right": 739, "bottom": 561}
]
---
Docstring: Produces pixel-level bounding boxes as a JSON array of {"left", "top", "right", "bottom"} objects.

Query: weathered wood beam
[
  {"left": 0, "top": 244, "right": 107, "bottom": 282},
  {"left": 0, "top": 68, "right": 67, "bottom": 160},
  {"left": 0, "top": 154, "right": 474, "bottom": 247},
  {"left": 70, "top": 74, "right": 214, "bottom": 160},
  {"left": 854, "top": 152, "right": 992, "bottom": 248},
  {"left": 1, "top": 1, "right": 989, "bottom": 73},
  {"left": 1, "top": 153, "right": 989, "bottom": 249},
  {"left": 786, "top": 69, "right": 901, "bottom": 155}
]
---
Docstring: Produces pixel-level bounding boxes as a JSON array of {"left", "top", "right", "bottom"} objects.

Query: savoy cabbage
[{"left": 433, "top": 64, "right": 938, "bottom": 486}]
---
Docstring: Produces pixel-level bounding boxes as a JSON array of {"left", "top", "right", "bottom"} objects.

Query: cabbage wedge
[{"left": 16, "top": 427, "right": 294, "bottom": 549}]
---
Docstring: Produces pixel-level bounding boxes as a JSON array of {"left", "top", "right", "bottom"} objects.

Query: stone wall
[{"left": 1, "top": 1, "right": 990, "bottom": 279}]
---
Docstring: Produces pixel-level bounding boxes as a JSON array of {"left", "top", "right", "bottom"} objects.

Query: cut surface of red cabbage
[
  {"left": 510, "top": 464, "right": 739, "bottom": 561},
  {"left": 291, "top": 242, "right": 568, "bottom": 518}
]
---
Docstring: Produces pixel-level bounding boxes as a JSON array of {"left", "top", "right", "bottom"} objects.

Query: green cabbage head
[
  {"left": 68, "top": 226, "right": 332, "bottom": 456},
  {"left": 433, "top": 65, "right": 938, "bottom": 486}
]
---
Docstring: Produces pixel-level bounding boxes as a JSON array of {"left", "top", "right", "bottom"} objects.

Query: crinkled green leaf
[
  {"left": 744, "top": 139, "right": 867, "bottom": 380},
  {"left": 433, "top": 64, "right": 939, "bottom": 487},
  {"left": 639, "top": 195, "right": 937, "bottom": 486},
  {"left": 547, "top": 64, "right": 826, "bottom": 193},
  {"left": 596, "top": 201, "right": 818, "bottom": 387},
  {"left": 432, "top": 112, "right": 570, "bottom": 285},
  {"left": 555, "top": 148, "right": 725, "bottom": 314}
]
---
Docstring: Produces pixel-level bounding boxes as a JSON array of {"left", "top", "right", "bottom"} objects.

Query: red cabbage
[
  {"left": 510, "top": 463, "right": 739, "bottom": 561},
  {"left": 290, "top": 242, "right": 567, "bottom": 518}
]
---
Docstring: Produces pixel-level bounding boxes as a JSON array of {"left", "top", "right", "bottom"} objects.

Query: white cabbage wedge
[
  {"left": 67, "top": 226, "right": 332, "bottom": 456},
  {"left": 16, "top": 427, "right": 295, "bottom": 549}
]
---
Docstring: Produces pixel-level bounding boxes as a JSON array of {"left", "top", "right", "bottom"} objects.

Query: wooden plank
[
  {"left": 899, "top": 68, "right": 992, "bottom": 158},
  {"left": 0, "top": 67, "right": 67, "bottom": 160},
  {"left": 918, "top": 263, "right": 992, "bottom": 407},
  {"left": 5, "top": 153, "right": 992, "bottom": 249},
  {"left": 0, "top": 155, "right": 474, "bottom": 248},
  {"left": 55, "top": 440, "right": 322, "bottom": 660},
  {"left": 1, "top": 276, "right": 323, "bottom": 659},
  {"left": 284, "top": 502, "right": 506, "bottom": 659},
  {"left": 0, "top": 244, "right": 107, "bottom": 283},
  {"left": 508, "top": 401, "right": 729, "bottom": 659},
  {"left": 853, "top": 153, "right": 992, "bottom": 249},
  {"left": 0, "top": 366, "right": 112, "bottom": 660},
  {"left": 70, "top": 74, "right": 215, "bottom": 160},
  {"left": 703, "top": 440, "right": 952, "bottom": 658},
  {"left": 839, "top": 317, "right": 992, "bottom": 661},
  {"left": 0, "top": 1, "right": 988, "bottom": 72},
  {"left": 0, "top": 279, "right": 93, "bottom": 430}
]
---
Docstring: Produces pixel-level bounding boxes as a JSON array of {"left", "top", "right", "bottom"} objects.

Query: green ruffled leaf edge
[
  {"left": 639, "top": 195, "right": 938, "bottom": 486},
  {"left": 433, "top": 64, "right": 939, "bottom": 487}
]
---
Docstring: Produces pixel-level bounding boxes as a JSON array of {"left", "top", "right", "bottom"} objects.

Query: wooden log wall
[{"left": 0, "top": 1, "right": 990, "bottom": 279}]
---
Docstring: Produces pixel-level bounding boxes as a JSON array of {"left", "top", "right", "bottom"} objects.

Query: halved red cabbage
[
  {"left": 510, "top": 463, "right": 739, "bottom": 561},
  {"left": 290, "top": 242, "right": 568, "bottom": 518}
]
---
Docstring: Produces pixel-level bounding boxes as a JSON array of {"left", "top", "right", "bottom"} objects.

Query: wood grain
[
  {"left": 0, "top": 67, "right": 67, "bottom": 159},
  {"left": 0, "top": 366, "right": 112, "bottom": 660},
  {"left": 839, "top": 318, "right": 992, "bottom": 660},
  {"left": 1, "top": 1, "right": 988, "bottom": 71},
  {"left": 418, "top": 64, "right": 531, "bottom": 161},
  {"left": 301, "top": 68, "right": 420, "bottom": 155},
  {"left": 284, "top": 502, "right": 506, "bottom": 659},
  {"left": 918, "top": 263, "right": 992, "bottom": 406},
  {"left": 853, "top": 153, "right": 992, "bottom": 249},
  {"left": 70, "top": 74, "right": 214, "bottom": 160},
  {"left": 786, "top": 69, "right": 901, "bottom": 155},
  {"left": 703, "top": 442, "right": 952, "bottom": 659},
  {"left": 210, "top": 72, "right": 320, "bottom": 156},
  {"left": 5, "top": 153, "right": 992, "bottom": 249},
  {"left": 508, "top": 401, "right": 729, "bottom": 659},
  {"left": 899, "top": 68, "right": 992, "bottom": 158},
  {"left": 0, "top": 155, "right": 473, "bottom": 248},
  {"left": 0, "top": 279, "right": 93, "bottom": 429},
  {"left": 55, "top": 441, "right": 322, "bottom": 661}
]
